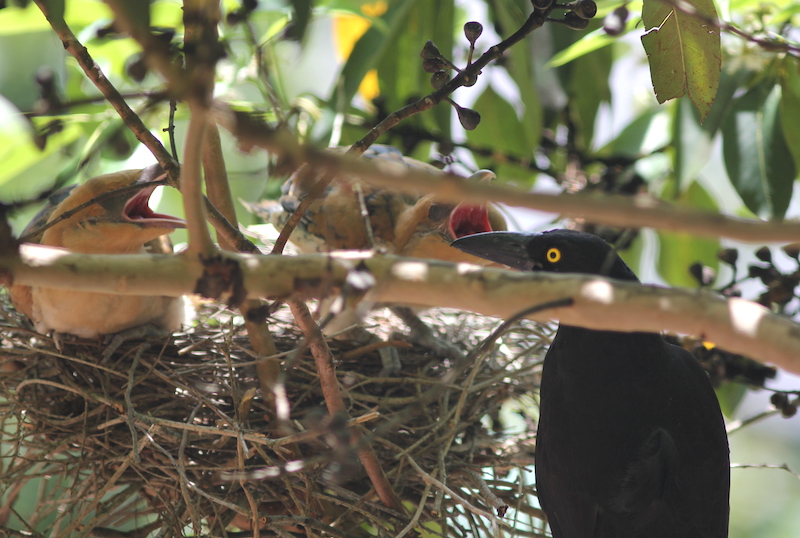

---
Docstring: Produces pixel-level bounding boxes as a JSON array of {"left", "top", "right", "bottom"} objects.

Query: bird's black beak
[{"left": 451, "top": 231, "right": 540, "bottom": 271}]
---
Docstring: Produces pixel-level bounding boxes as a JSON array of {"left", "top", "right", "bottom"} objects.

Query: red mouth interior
[
  {"left": 125, "top": 187, "right": 185, "bottom": 228},
  {"left": 449, "top": 204, "right": 493, "bottom": 238}
]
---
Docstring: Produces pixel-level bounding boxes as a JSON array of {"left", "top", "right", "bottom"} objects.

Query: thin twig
[
  {"left": 348, "top": 8, "right": 551, "bottom": 155},
  {"left": 67, "top": 425, "right": 160, "bottom": 538},
  {"left": 405, "top": 455, "right": 500, "bottom": 523},
  {"left": 731, "top": 462, "right": 800, "bottom": 480},
  {"left": 270, "top": 166, "right": 334, "bottom": 255},
  {"left": 395, "top": 481, "right": 433, "bottom": 538},
  {"left": 726, "top": 408, "right": 781, "bottom": 435},
  {"left": 33, "top": 0, "right": 178, "bottom": 180},
  {"left": 166, "top": 100, "right": 179, "bottom": 160},
  {"left": 18, "top": 180, "right": 168, "bottom": 243},
  {"left": 181, "top": 106, "right": 215, "bottom": 256},
  {"left": 461, "top": 469, "right": 509, "bottom": 517},
  {"left": 103, "top": 0, "right": 185, "bottom": 93},
  {"left": 178, "top": 403, "right": 203, "bottom": 534},
  {"left": 125, "top": 344, "right": 149, "bottom": 464},
  {"left": 287, "top": 297, "right": 405, "bottom": 513}
]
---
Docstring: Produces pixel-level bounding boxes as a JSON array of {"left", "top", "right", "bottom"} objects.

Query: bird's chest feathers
[
  {"left": 539, "top": 327, "right": 682, "bottom": 494},
  {"left": 31, "top": 287, "right": 175, "bottom": 338},
  {"left": 541, "top": 327, "right": 676, "bottom": 431}
]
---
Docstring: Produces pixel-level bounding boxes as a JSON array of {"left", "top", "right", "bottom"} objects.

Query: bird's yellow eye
[{"left": 546, "top": 247, "right": 561, "bottom": 263}]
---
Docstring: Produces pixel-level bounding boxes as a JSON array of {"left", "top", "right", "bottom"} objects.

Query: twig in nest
[
  {"left": 461, "top": 469, "right": 509, "bottom": 517},
  {"left": 395, "top": 481, "right": 433, "bottom": 538},
  {"left": 287, "top": 297, "right": 405, "bottom": 512},
  {"left": 125, "top": 344, "right": 150, "bottom": 463},
  {"left": 65, "top": 425, "right": 161, "bottom": 538},
  {"left": 179, "top": 403, "right": 204, "bottom": 534},
  {"left": 339, "top": 339, "right": 413, "bottom": 360},
  {"left": 405, "top": 455, "right": 500, "bottom": 523}
]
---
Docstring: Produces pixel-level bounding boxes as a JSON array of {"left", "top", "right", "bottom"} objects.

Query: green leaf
[
  {"left": 567, "top": 32, "right": 613, "bottom": 148},
  {"left": 44, "top": 0, "right": 64, "bottom": 21},
  {"left": 490, "top": 0, "right": 542, "bottom": 150},
  {"left": 150, "top": 1, "right": 184, "bottom": 28},
  {"left": 715, "top": 382, "right": 747, "bottom": 418},
  {"left": 0, "top": 116, "right": 83, "bottom": 202},
  {"left": 548, "top": 5, "right": 642, "bottom": 68},
  {"left": 0, "top": 1, "right": 50, "bottom": 34},
  {"left": 598, "top": 107, "right": 671, "bottom": 158},
  {"left": 640, "top": 0, "right": 721, "bottom": 121},
  {"left": 119, "top": 0, "right": 149, "bottom": 34},
  {"left": 329, "top": 2, "right": 410, "bottom": 109},
  {"left": 329, "top": 1, "right": 457, "bottom": 141},
  {"left": 618, "top": 231, "right": 646, "bottom": 280},
  {"left": 672, "top": 68, "right": 745, "bottom": 190},
  {"left": 656, "top": 181, "right": 719, "bottom": 288},
  {"left": 283, "top": 0, "right": 312, "bottom": 41},
  {"left": 466, "top": 85, "right": 534, "bottom": 183},
  {"left": 374, "top": 0, "right": 454, "bottom": 136},
  {"left": 778, "top": 57, "right": 800, "bottom": 175},
  {"left": 64, "top": 0, "right": 113, "bottom": 29},
  {"left": 721, "top": 81, "right": 797, "bottom": 219},
  {"left": 467, "top": 87, "right": 529, "bottom": 154}
]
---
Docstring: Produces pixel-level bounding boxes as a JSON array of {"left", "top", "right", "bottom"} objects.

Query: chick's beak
[
  {"left": 119, "top": 165, "right": 184, "bottom": 229},
  {"left": 450, "top": 231, "right": 540, "bottom": 271},
  {"left": 123, "top": 184, "right": 185, "bottom": 229}
]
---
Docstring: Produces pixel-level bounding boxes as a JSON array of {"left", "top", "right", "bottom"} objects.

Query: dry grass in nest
[{"left": 0, "top": 293, "right": 553, "bottom": 538}]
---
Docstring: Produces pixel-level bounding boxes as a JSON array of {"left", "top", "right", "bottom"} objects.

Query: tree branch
[
  {"left": 349, "top": 8, "right": 549, "bottom": 154},
  {"left": 5, "top": 246, "right": 800, "bottom": 376},
  {"left": 213, "top": 108, "right": 800, "bottom": 243},
  {"left": 287, "top": 298, "right": 404, "bottom": 512},
  {"left": 33, "top": 0, "right": 178, "bottom": 180}
]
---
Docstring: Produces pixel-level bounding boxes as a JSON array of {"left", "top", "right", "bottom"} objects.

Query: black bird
[{"left": 451, "top": 229, "right": 730, "bottom": 538}]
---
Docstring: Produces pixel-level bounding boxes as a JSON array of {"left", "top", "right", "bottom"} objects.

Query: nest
[{"left": 0, "top": 293, "right": 553, "bottom": 538}]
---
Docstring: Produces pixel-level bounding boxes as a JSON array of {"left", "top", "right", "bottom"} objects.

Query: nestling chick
[
  {"left": 10, "top": 165, "right": 186, "bottom": 340},
  {"left": 246, "top": 145, "right": 508, "bottom": 371},
  {"left": 248, "top": 145, "right": 507, "bottom": 259}
]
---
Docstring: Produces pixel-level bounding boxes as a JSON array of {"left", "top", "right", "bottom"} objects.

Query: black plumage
[{"left": 451, "top": 229, "right": 730, "bottom": 538}]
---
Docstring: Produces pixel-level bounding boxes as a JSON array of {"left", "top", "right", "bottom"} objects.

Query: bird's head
[
  {"left": 450, "top": 228, "right": 639, "bottom": 281},
  {"left": 41, "top": 164, "right": 185, "bottom": 254},
  {"left": 394, "top": 194, "right": 507, "bottom": 263}
]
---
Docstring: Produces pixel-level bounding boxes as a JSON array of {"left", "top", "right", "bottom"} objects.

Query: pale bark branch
[
  {"left": 213, "top": 107, "right": 800, "bottom": 244},
  {"left": 5, "top": 246, "right": 800, "bottom": 376},
  {"left": 181, "top": 107, "right": 216, "bottom": 256}
]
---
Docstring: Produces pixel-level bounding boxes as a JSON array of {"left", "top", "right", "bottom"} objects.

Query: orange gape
[
  {"left": 248, "top": 145, "right": 507, "bottom": 262},
  {"left": 10, "top": 165, "right": 186, "bottom": 339}
]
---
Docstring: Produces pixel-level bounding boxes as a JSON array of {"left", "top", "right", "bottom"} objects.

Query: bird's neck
[
  {"left": 551, "top": 324, "right": 665, "bottom": 372},
  {"left": 557, "top": 323, "right": 661, "bottom": 339}
]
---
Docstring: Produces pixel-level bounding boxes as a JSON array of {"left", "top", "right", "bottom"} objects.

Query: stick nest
[{"left": 0, "top": 294, "right": 552, "bottom": 538}]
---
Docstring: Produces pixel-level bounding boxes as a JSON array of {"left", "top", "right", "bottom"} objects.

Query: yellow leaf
[
  {"left": 333, "top": 1, "right": 387, "bottom": 102},
  {"left": 333, "top": 1, "right": 388, "bottom": 59}
]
